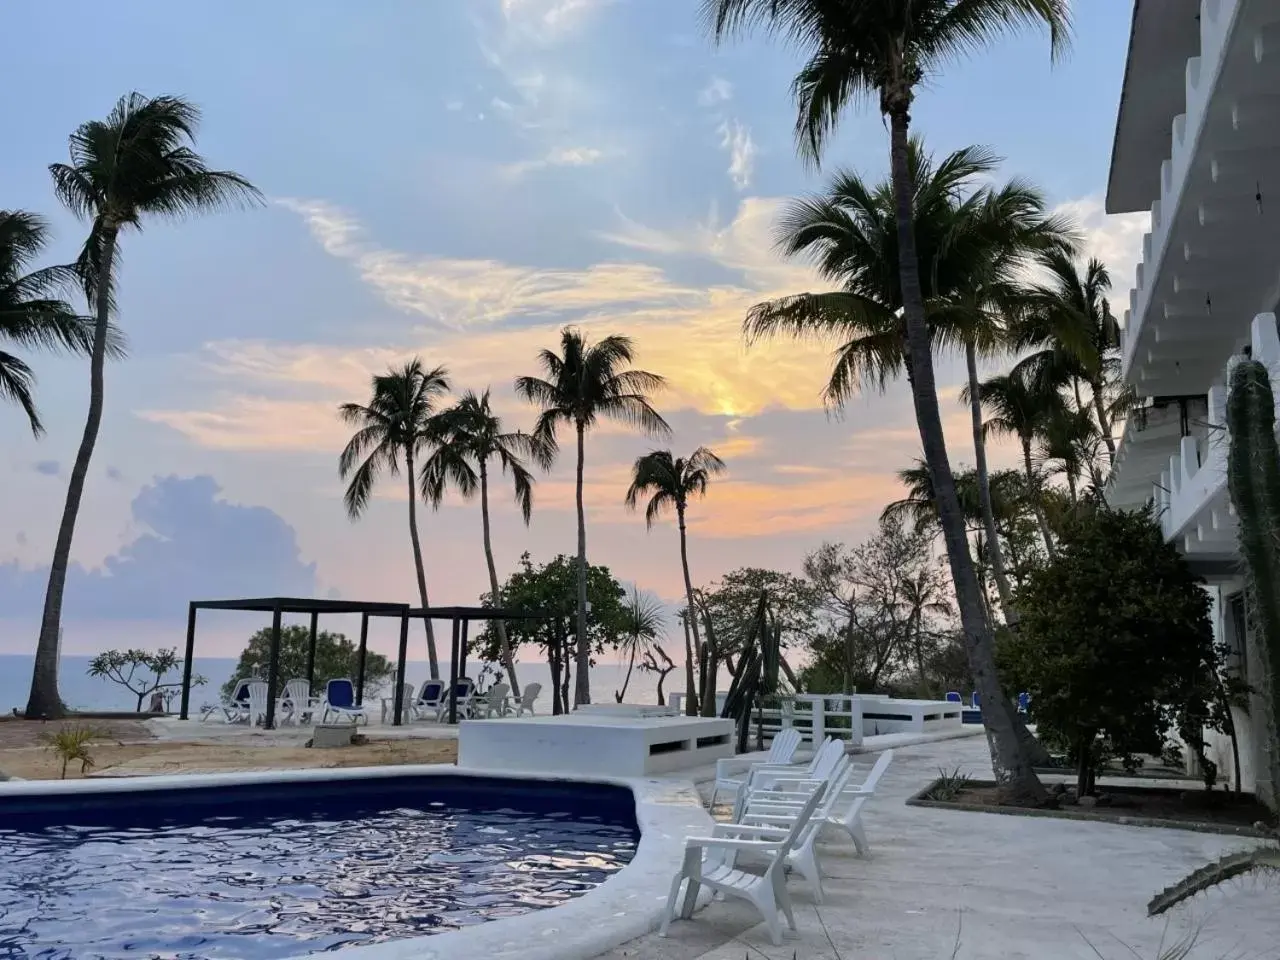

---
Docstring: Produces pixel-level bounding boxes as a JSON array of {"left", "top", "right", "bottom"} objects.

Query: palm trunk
[
  {"left": 616, "top": 642, "right": 636, "bottom": 702},
  {"left": 26, "top": 227, "right": 120, "bottom": 720},
  {"left": 1022, "top": 439, "right": 1057, "bottom": 558},
  {"left": 966, "top": 341, "right": 1017, "bottom": 621},
  {"left": 480, "top": 463, "right": 519, "bottom": 696},
  {"left": 677, "top": 503, "right": 700, "bottom": 716},
  {"left": 886, "top": 102, "right": 1043, "bottom": 805},
  {"left": 1091, "top": 376, "right": 1117, "bottom": 459},
  {"left": 405, "top": 448, "right": 440, "bottom": 679},
  {"left": 573, "top": 420, "right": 590, "bottom": 707}
]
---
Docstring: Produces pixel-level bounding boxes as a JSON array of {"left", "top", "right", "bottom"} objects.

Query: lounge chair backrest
[
  {"left": 768, "top": 727, "right": 802, "bottom": 763},
  {"left": 454, "top": 679, "right": 474, "bottom": 699},
  {"left": 808, "top": 737, "right": 847, "bottom": 781},
  {"left": 769, "top": 783, "right": 826, "bottom": 868},
  {"left": 418, "top": 679, "right": 445, "bottom": 706},
  {"left": 246, "top": 681, "right": 269, "bottom": 725},
  {"left": 521, "top": 682, "right": 541, "bottom": 706},
  {"left": 231, "top": 678, "right": 252, "bottom": 703},
  {"left": 487, "top": 682, "right": 509, "bottom": 708},
  {"left": 284, "top": 678, "right": 311, "bottom": 708},
  {"left": 327, "top": 678, "right": 356, "bottom": 709},
  {"left": 971, "top": 691, "right": 981, "bottom": 708},
  {"left": 945, "top": 691, "right": 962, "bottom": 704}
]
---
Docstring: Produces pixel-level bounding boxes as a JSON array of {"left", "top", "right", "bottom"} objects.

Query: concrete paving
[{"left": 601, "top": 735, "right": 1280, "bottom": 960}]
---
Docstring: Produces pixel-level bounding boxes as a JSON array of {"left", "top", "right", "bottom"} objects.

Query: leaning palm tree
[
  {"left": 624, "top": 447, "right": 727, "bottom": 716},
  {"left": 340, "top": 359, "right": 451, "bottom": 678},
  {"left": 615, "top": 587, "right": 665, "bottom": 703},
  {"left": 704, "top": 0, "right": 1069, "bottom": 806},
  {"left": 0, "top": 211, "right": 119, "bottom": 435},
  {"left": 516, "top": 327, "right": 670, "bottom": 707},
  {"left": 420, "top": 389, "right": 551, "bottom": 695},
  {"left": 971, "top": 369, "right": 1067, "bottom": 557},
  {"left": 27, "top": 93, "right": 261, "bottom": 719}
]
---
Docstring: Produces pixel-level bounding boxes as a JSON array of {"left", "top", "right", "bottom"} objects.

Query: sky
[{"left": 0, "top": 0, "right": 1150, "bottom": 660}]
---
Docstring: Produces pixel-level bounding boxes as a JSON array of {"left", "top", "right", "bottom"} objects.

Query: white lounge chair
[
  {"left": 281, "top": 678, "right": 320, "bottom": 726},
  {"left": 660, "top": 783, "right": 827, "bottom": 946},
  {"left": 202, "top": 678, "right": 252, "bottom": 723},
  {"left": 409, "top": 679, "right": 446, "bottom": 721},
  {"left": 743, "top": 735, "right": 845, "bottom": 798},
  {"left": 321, "top": 678, "right": 367, "bottom": 724},
  {"left": 515, "top": 682, "right": 541, "bottom": 716},
  {"left": 436, "top": 678, "right": 476, "bottom": 721},
  {"left": 476, "top": 682, "right": 510, "bottom": 718},
  {"left": 709, "top": 727, "right": 802, "bottom": 808},
  {"left": 246, "top": 681, "right": 270, "bottom": 727},
  {"left": 380, "top": 682, "right": 415, "bottom": 724}
]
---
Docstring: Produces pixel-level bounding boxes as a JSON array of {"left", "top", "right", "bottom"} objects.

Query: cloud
[
  {"left": 500, "top": 145, "right": 606, "bottom": 178},
  {"left": 698, "top": 76, "right": 733, "bottom": 106},
  {"left": 499, "top": 0, "right": 602, "bottom": 42},
  {"left": 33, "top": 460, "right": 59, "bottom": 477},
  {"left": 718, "top": 120, "right": 756, "bottom": 191},
  {"left": 444, "top": 98, "right": 464, "bottom": 112},
  {"left": 0, "top": 475, "right": 316, "bottom": 620},
  {"left": 1050, "top": 194, "right": 1149, "bottom": 304}
]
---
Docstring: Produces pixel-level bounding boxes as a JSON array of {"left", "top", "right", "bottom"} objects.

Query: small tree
[
  {"left": 221, "top": 626, "right": 393, "bottom": 700},
  {"left": 1003, "top": 506, "right": 1220, "bottom": 797},
  {"left": 88, "top": 648, "right": 205, "bottom": 712},
  {"left": 41, "top": 724, "right": 101, "bottom": 779}
]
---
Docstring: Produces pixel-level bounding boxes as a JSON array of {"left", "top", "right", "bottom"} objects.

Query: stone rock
[
  {"left": 1076, "top": 795, "right": 1098, "bottom": 809},
  {"left": 309, "top": 724, "right": 356, "bottom": 749}
]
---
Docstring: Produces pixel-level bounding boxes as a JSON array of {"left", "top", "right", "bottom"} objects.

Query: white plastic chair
[
  {"left": 515, "top": 682, "right": 541, "bottom": 716},
  {"left": 745, "top": 736, "right": 845, "bottom": 796},
  {"left": 659, "top": 784, "right": 827, "bottom": 946},
  {"left": 202, "top": 678, "right": 252, "bottom": 723},
  {"left": 245, "top": 681, "right": 270, "bottom": 727},
  {"left": 282, "top": 678, "right": 319, "bottom": 726},
  {"left": 435, "top": 679, "right": 476, "bottom": 721},
  {"left": 709, "top": 727, "right": 802, "bottom": 808},
  {"left": 410, "top": 679, "right": 446, "bottom": 721},
  {"left": 477, "top": 682, "right": 510, "bottom": 718},
  {"left": 380, "top": 682, "right": 416, "bottom": 723}
]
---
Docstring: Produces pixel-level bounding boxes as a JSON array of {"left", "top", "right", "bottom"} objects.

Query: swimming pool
[{"left": 0, "top": 773, "right": 639, "bottom": 959}]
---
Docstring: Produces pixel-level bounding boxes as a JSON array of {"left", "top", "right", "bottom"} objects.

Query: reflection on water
[{"left": 0, "top": 801, "right": 637, "bottom": 959}]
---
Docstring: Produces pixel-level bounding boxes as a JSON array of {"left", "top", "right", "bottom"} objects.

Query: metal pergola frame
[
  {"left": 179, "top": 598, "right": 551, "bottom": 729},
  {"left": 367, "top": 606, "right": 552, "bottom": 725},
  {"left": 178, "top": 597, "right": 409, "bottom": 728}
]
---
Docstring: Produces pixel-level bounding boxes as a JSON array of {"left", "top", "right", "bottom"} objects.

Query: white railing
[
  {"left": 1155, "top": 312, "right": 1280, "bottom": 540},
  {"left": 668, "top": 692, "right": 865, "bottom": 747},
  {"left": 1120, "top": 0, "right": 1243, "bottom": 378}
]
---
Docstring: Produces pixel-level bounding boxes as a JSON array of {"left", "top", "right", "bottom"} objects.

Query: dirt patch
[
  {"left": 910, "top": 778, "right": 1274, "bottom": 837},
  {"left": 0, "top": 735, "right": 457, "bottom": 780},
  {"left": 0, "top": 718, "right": 153, "bottom": 750}
]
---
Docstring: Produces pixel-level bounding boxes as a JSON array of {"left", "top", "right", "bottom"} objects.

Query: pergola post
[
  {"left": 355, "top": 612, "right": 370, "bottom": 704},
  {"left": 393, "top": 612, "right": 410, "bottom": 726},
  {"left": 459, "top": 619, "right": 470, "bottom": 682},
  {"left": 448, "top": 617, "right": 461, "bottom": 724},
  {"left": 179, "top": 602, "right": 197, "bottom": 720},
  {"left": 265, "top": 604, "right": 283, "bottom": 729},
  {"left": 306, "top": 610, "right": 319, "bottom": 690}
]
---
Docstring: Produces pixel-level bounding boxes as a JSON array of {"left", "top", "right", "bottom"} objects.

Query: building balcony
[
  {"left": 1115, "top": 0, "right": 1280, "bottom": 396},
  {"left": 1112, "top": 313, "right": 1280, "bottom": 577}
]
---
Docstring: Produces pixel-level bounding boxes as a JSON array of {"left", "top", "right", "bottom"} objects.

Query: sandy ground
[{"left": 0, "top": 719, "right": 457, "bottom": 779}]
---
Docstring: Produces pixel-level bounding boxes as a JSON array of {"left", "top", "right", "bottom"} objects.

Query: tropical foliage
[
  {"left": 221, "top": 626, "right": 394, "bottom": 701},
  {"left": 87, "top": 648, "right": 205, "bottom": 712}
]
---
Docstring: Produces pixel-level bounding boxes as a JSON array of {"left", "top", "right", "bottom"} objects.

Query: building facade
[{"left": 1106, "top": 0, "right": 1280, "bottom": 800}]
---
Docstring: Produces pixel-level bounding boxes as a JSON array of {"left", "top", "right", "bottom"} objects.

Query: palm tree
[
  {"left": 1037, "top": 405, "right": 1105, "bottom": 501},
  {"left": 615, "top": 587, "right": 665, "bottom": 703},
  {"left": 516, "top": 327, "right": 670, "bottom": 707},
  {"left": 970, "top": 369, "right": 1067, "bottom": 557},
  {"left": 27, "top": 94, "right": 261, "bottom": 719},
  {"left": 625, "top": 447, "right": 727, "bottom": 716},
  {"left": 340, "top": 359, "right": 451, "bottom": 678},
  {"left": 1016, "top": 251, "right": 1123, "bottom": 459},
  {"left": 704, "top": 0, "right": 1069, "bottom": 806},
  {"left": 1, "top": 211, "right": 120, "bottom": 435},
  {"left": 420, "top": 389, "right": 551, "bottom": 695}
]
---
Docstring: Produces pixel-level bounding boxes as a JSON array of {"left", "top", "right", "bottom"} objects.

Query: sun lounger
[{"left": 321, "top": 678, "right": 367, "bottom": 724}]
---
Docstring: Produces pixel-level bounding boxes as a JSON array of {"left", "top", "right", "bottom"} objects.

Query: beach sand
[{"left": 0, "top": 719, "right": 457, "bottom": 780}]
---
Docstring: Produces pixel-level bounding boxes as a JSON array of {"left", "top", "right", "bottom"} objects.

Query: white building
[{"left": 1106, "top": 0, "right": 1280, "bottom": 800}]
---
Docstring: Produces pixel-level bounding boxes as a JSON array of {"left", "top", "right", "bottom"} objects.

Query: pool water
[{"left": 0, "top": 775, "right": 639, "bottom": 959}]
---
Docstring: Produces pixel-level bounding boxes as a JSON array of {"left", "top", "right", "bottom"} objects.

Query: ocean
[{"left": 0, "top": 654, "right": 675, "bottom": 714}]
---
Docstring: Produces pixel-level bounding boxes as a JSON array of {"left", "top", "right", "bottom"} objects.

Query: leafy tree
[
  {"left": 625, "top": 446, "right": 726, "bottom": 714},
  {"left": 28, "top": 93, "right": 261, "bottom": 719},
  {"left": 516, "top": 327, "right": 669, "bottom": 707},
  {"left": 1001, "top": 507, "right": 1220, "bottom": 797},
  {"left": 1, "top": 210, "right": 120, "bottom": 435},
  {"left": 87, "top": 648, "right": 205, "bottom": 711},
  {"left": 221, "top": 626, "right": 393, "bottom": 701},
  {"left": 476, "top": 552, "right": 629, "bottom": 714},
  {"left": 702, "top": 0, "right": 1069, "bottom": 806},
  {"left": 339, "top": 357, "right": 450, "bottom": 678},
  {"left": 421, "top": 388, "right": 551, "bottom": 695}
]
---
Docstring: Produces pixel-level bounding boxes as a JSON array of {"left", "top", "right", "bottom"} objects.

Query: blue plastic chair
[
  {"left": 321, "top": 678, "right": 367, "bottom": 724},
  {"left": 945, "top": 691, "right": 963, "bottom": 704}
]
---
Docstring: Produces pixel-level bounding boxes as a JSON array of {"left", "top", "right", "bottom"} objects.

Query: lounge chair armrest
[
  {"left": 712, "top": 822, "right": 789, "bottom": 839},
  {"left": 685, "top": 835, "right": 782, "bottom": 853}
]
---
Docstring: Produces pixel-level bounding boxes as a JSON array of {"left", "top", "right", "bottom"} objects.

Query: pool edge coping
[{"left": 0, "top": 763, "right": 713, "bottom": 960}]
